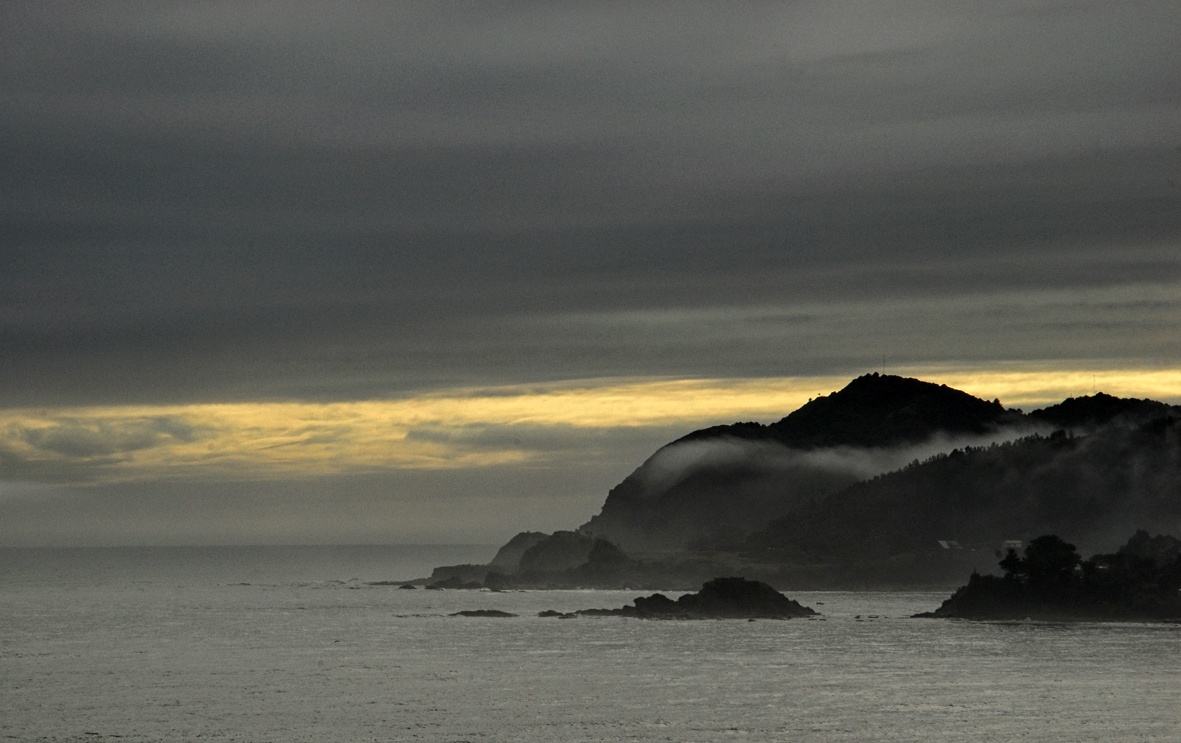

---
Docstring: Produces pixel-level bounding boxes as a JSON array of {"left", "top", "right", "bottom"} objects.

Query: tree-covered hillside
[
  {"left": 746, "top": 418, "right": 1181, "bottom": 562},
  {"left": 581, "top": 373, "right": 1036, "bottom": 552}
]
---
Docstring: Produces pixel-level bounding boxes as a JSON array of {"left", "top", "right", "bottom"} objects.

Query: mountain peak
[
  {"left": 1030, "top": 392, "right": 1178, "bottom": 431},
  {"left": 765, "top": 374, "right": 1014, "bottom": 449},
  {"left": 674, "top": 374, "right": 1016, "bottom": 450}
]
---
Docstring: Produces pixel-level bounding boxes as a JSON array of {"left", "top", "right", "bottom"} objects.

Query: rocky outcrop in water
[
  {"left": 450, "top": 609, "right": 517, "bottom": 618},
  {"left": 424, "top": 563, "right": 488, "bottom": 588},
  {"left": 576, "top": 577, "right": 817, "bottom": 619}
]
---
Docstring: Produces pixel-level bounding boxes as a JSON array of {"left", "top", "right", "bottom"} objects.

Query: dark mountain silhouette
[
  {"left": 579, "top": 374, "right": 1033, "bottom": 552},
  {"left": 425, "top": 375, "right": 1181, "bottom": 589},
  {"left": 1030, "top": 392, "right": 1179, "bottom": 431},
  {"left": 679, "top": 373, "right": 1021, "bottom": 449}
]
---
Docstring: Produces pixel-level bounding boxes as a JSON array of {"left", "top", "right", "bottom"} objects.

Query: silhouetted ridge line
[
  {"left": 420, "top": 374, "right": 1181, "bottom": 589},
  {"left": 676, "top": 373, "right": 1017, "bottom": 449},
  {"left": 1030, "top": 392, "right": 1180, "bottom": 431}
]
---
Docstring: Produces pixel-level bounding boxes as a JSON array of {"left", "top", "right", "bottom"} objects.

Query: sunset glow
[{"left": 4, "top": 366, "right": 1177, "bottom": 485}]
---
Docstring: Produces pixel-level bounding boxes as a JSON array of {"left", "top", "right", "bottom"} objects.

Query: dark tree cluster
[{"left": 920, "top": 531, "right": 1181, "bottom": 620}]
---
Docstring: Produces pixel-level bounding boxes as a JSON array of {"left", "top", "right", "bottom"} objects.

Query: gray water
[{"left": 2, "top": 547, "right": 1178, "bottom": 742}]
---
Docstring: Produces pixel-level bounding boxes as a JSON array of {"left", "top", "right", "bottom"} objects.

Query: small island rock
[
  {"left": 580, "top": 577, "right": 817, "bottom": 619},
  {"left": 450, "top": 609, "right": 518, "bottom": 618}
]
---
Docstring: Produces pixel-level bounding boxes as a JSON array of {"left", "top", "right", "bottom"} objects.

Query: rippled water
[{"left": 2, "top": 547, "right": 1178, "bottom": 742}]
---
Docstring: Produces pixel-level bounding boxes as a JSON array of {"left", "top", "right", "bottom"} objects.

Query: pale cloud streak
[{"left": 3, "top": 369, "right": 1179, "bottom": 486}]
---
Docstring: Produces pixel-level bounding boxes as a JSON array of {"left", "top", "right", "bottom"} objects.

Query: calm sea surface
[{"left": 2, "top": 546, "right": 1178, "bottom": 742}]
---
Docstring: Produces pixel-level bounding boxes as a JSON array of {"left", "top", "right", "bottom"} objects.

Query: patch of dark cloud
[
  {"left": 4, "top": 143, "right": 1175, "bottom": 340},
  {"left": 2, "top": 3, "right": 1179, "bottom": 406},
  {"left": 1, "top": 273, "right": 1178, "bottom": 407},
  {"left": 16, "top": 416, "right": 199, "bottom": 460},
  {"left": 2, "top": 23, "right": 274, "bottom": 100},
  {"left": 0, "top": 415, "right": 201, "bottom": 486}
]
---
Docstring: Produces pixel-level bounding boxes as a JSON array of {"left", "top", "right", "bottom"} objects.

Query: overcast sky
[{"left": 2, "top": 2, "right": 1179, "bottom": 546}]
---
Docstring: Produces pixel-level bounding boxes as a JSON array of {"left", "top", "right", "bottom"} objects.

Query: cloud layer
[
  {"left": 3, "top": 369, "right": 1178, "bottom": 486},
  {"left": 3, "top": 3, "right": 1179, "bottom": 408},
  {"left": 2, "top": 3, "right": 1179, "bottom": 544}
]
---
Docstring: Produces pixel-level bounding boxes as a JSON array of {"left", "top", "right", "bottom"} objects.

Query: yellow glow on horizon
[
  {"left": 1, "top": 366, "right": 1178, "bottom": 484},
  {"left": 898, "top": 367, "right": 1181, "bottom": 409}
]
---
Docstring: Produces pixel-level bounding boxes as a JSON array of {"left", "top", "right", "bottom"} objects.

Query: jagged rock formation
[
  {"left": 517, "top": 530, "right": 598, "bottom": 573},
  {"left": 576, "top": 577, "right": 817, "bottom": 619},
  {"left": 487, "top": 531, "right": 549, "bottom": 572},
  {"left": 425, "top": 563, "right": 488, "bottom": 588},
  {"left": 425, "top": 531, "right": 638, "bottom": 589}
]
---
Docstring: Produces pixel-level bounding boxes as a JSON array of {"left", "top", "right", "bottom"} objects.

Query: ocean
[{"left": 2, "top": 546, "right": 1178, "bottom": 742}]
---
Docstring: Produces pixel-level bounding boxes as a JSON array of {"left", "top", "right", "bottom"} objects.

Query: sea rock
[
  {"left": 580, "top": 577, "right": 817, "bottom": 619},
  {"left": 425, "top": 563, "right": 488, "bottom": 588},
  {"left": 450, "top": 609, "right": 518, "bottom": 618}
]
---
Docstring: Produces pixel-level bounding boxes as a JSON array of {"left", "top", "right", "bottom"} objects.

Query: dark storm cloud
[{"left": 2, "top": 2, "right": 1180, "bottom": 405}]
